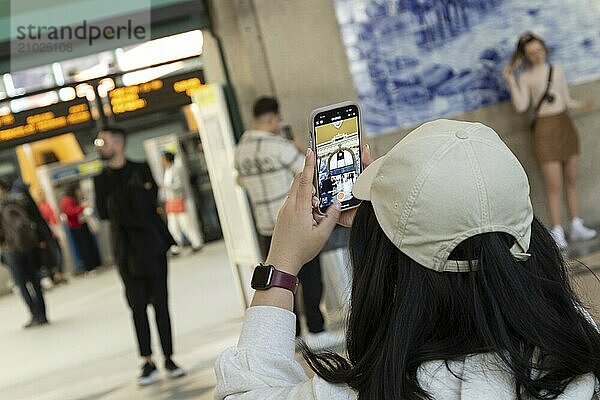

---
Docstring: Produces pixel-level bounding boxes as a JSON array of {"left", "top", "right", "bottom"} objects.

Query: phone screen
[{"left": 313, "top": 104, "right": 361, "bottom": 213}]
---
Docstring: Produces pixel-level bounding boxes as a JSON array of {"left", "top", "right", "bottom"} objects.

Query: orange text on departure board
[
  {"left": 0, "top": 103, "right": 92, "bottom": 142},
  {"left": 109, "top": 76, "right": 203, "bottom": 115}
]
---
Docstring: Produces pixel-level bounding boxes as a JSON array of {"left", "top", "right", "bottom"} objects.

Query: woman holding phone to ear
[{"left": 503, "top": 32, "right": 596, "bottom": 249}]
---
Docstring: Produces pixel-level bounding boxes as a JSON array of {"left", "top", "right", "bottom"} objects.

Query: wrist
[
  {"left": 250, "top": 287, "right": 294, "bottom": 310},
  {"left": 265, "top": 254, "right": 300, "bottom": 275}
]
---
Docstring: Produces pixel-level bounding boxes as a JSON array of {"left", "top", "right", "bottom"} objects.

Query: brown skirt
[{"left": 533, "top": 112, "right": 580, "bottom": 163}]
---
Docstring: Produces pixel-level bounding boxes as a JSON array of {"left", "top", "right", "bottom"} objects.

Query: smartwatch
[{"left": 251, "top": 264, "right": 299, "bottom": 294}]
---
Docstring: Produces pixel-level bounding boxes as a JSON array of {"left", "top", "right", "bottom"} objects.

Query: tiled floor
[
  {"left": 1, "top": 229, "right": 599, "bottom": 400},
  {"left": 0, "top": 242, "right": 244, "bottom": 400}
]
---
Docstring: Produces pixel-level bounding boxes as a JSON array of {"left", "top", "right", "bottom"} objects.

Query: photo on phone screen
[{"left": 312, "top": 103, "right": 362, "bottom": 214}]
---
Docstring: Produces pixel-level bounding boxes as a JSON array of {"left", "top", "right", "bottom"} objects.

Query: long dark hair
[
  {"left": 302, "top": 201, "right": 600, "bottom": 399},
  {"left": 510, "top": 31, "right": 550, "bottom": 70}
]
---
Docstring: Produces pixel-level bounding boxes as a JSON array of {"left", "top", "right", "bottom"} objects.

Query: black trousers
[
  {"left": 70, "top": 224, "right": 101, "bottom": 271},
  {"left": 40, "top": 237, "right": 63, "bottom": 274},
  {"left": 259, "top": 235, "right": 325, "bottom": 335},
  {"left": 121, "top": 256, "right": 173, "bottom": 358},
  {"left": 6, "top": 250, "right": 47, "bottom": 320}
]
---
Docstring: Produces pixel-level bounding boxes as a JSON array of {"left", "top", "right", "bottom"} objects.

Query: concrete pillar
[{"left": 207, "top": 0, "right": 357, "bottom": 147}]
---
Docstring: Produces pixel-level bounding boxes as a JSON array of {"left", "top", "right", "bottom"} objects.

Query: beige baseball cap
[{"left": 353, "top": 119, "right": 533, "bottom": 272}]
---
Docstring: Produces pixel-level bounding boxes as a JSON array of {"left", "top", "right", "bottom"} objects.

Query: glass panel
[
  {"left": 117, "top": 30, "right": 203, "bottom": 71},
  {"left": 10, "top": 91, "right": 59, "bottom": 113},
  {"left": 10, "top": 65, "right": 55, "bottom": 93},
  {"left": 60, "top": 51, "right": 115, "bottom": 83}
]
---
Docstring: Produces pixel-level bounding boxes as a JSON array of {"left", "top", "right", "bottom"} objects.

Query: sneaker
[
  {"left": 41, "top": 277, "right": 54, "bottom": 290},
  {"left": 304, "top": 330, "right": 344, "bottom": 351},
  {"left": 23, "top": 319, "right": 39, "bottom": 329},
  {"left": 23, "top": 317, "right": 49, "bottom": 329},
  {"left": 191, "top": 245, "right": 204, "bottom": 253},
  {"left": 569, "top": 218, "right": 597, "bottom": 242},
  {"left": 84, "top": 270, "right": 98, "bottom": 278},
  {"left": 550, "top": 225, "right": 568, "bottom": 250},
  {"left": 169, "top": 246, "right": 182, "bottom": 257},
  {"left": 138, "top": 362, "right": 160, "bottom": 386},
  {"left": 164, "top": 359, "right": 186, "bottom": 379}
]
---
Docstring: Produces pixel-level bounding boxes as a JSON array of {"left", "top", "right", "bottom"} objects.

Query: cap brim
[{"left": 353, "top": 156, "right": 386, "bottom": 201}]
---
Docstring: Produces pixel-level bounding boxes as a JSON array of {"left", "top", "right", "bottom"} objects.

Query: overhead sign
[
  {"left": 50, "top": 159, "right": 104, "bottom": 182},
  {"left": 108, "top": 69, "right": 205, "bottom": 121},
  {"left": 0, "top": 99, "right": 94, "bottom": 149}
]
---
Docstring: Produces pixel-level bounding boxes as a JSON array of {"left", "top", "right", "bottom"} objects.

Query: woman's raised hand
[
  {"left": 265, "top": 148, "right": 341, "bottom": 276},
  {"left": 502, "top": 64, "right": 515, "bottom": 81}
]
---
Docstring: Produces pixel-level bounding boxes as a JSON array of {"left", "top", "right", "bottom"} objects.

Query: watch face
[{"left": 251, "top": 265, "right": 273, "bottom": 289}]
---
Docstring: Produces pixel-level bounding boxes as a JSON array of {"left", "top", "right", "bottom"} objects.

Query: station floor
[
  {"left": 1, "top": 236, "right": 599, "bottom": 400},
  {"left": 0, "top": 242, "right": 244, "bottom": 400}
]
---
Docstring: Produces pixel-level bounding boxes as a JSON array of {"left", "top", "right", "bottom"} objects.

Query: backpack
[{"left": 1, "top": 198, "right": 39, "bottom": 252}]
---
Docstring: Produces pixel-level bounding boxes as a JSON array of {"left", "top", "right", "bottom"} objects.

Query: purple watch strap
[{"left": 270, "top": 268, "right": 299, "bottom": 294}]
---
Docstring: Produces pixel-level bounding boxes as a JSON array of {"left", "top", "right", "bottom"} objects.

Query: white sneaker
[
  {"left": 164, "top": 359, "right": 186, "bottom": 379},
  {"left": 550, "top": 225, "right": 568, "bottom": 249},
  {"left": 169, "top": 245, "right": 182, "bottom": 256},
  {"left": 304, "top": 330, "right": 344, "bottom": 351},
  {"left": 138, "top": 362, "right": 160, "bottom": 386},
  {"left": 569, "top": 218, "right": 598, "bottom": 242},
  {"left": 41, "top": 277, "right": 54, "bottom": 290}
]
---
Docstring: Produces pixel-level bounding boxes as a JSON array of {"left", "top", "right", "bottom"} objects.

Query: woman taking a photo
[
  {"left": 215, "top": 120, "right": 599, "bottom": 399},
  {"left": 503, "top": 32, "right": 596, "bottom": 249}
]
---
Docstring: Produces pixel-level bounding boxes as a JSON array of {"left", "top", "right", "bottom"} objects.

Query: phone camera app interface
[{"left": 315, "top": 107, "right": 360, "bottom": 211}]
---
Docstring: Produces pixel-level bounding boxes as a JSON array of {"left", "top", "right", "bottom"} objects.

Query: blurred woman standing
[
  {"left": 161, "top": 152, "right": 204, "bottom": 254},
  {"left": 503, "top": 32, "right": 596, "bottom": 249},
  {"left": 60, "top": 183, "right": 100, "bottom": 273}
]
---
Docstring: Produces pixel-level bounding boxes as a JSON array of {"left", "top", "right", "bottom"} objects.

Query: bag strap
[{"left": 532, "top": 65, "right": 553, "bottom": 117}]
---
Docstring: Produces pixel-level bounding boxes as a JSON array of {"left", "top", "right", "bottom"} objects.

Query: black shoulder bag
[{"left": 530, "top": 65, "right": 553, "bottom": 132}]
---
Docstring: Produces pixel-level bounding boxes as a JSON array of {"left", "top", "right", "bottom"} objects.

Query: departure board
[
  {"left": 108, "top": 70, "right": 205, "bottom": 121},
  {"left": 0, "top": 99, "right": 94, "bottom": 148}
]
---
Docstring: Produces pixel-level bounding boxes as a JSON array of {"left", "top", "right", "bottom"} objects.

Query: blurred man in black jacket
[
  {"left": 93, "top": 127, "right": 185, "bottom": 386},
  {"left": 0, "top": 179, "right": 49, "bottom": 328}
]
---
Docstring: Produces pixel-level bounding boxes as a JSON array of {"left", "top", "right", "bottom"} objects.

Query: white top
[
  {"left": 234, "top": 130, "right": 304, "bottom": 236},
  {"left": 508, "top": 64, "right": 582, "bottom": 117},
  {"left": 215, "top": 306, "right": 598, "bottom": 400},
  {"left": 163, "top": 162, "right": 186, "bottom": 200}
]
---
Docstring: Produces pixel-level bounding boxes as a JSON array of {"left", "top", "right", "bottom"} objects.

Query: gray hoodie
[{"left": 215, "top": 306, "right": 598, "bottom": 400}]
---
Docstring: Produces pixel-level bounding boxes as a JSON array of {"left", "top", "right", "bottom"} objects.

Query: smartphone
[{"left": 310, "top": 101, "right": 362, "bottom": 214}]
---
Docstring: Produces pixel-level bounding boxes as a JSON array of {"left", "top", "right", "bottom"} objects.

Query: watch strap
[{"left": 269, "top": 267, "right": 299, "bottom": 294}]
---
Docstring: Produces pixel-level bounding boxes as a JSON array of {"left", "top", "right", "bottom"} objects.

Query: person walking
[
  {"left": 37, "top": 189, "right": 67, "bottom": 284},
  {"left": 60, "top": 183, "right": 101, "bottom": 274},
  {"left": 503, "top": 31, "right": 596, "bottom": 249},
  {"left": 0, "top": 179, "right": 49, "bottom": 328},
  {"left": 93, "top": 126, "right": 186, "bottom": 386},
  {"left": 161, "top": 151, "right": 204, "bottom": 254},
  {"left": 235, "top": 96, "right": 340, "bottom": 350},
  {"left": 215, "top": 119, "right": 600, "bottom": 399},
  {"left": 12, "top": 179, "right": 63, "bottom": 287}
]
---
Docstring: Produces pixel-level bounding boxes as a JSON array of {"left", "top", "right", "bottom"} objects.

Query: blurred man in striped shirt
[{"left": 235, "top": 97, "right": 341, "bottom": 350}]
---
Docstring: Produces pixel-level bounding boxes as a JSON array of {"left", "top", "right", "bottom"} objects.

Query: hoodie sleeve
[{"left": 214, "top": 306, "right": 354, "bottom": 400}]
